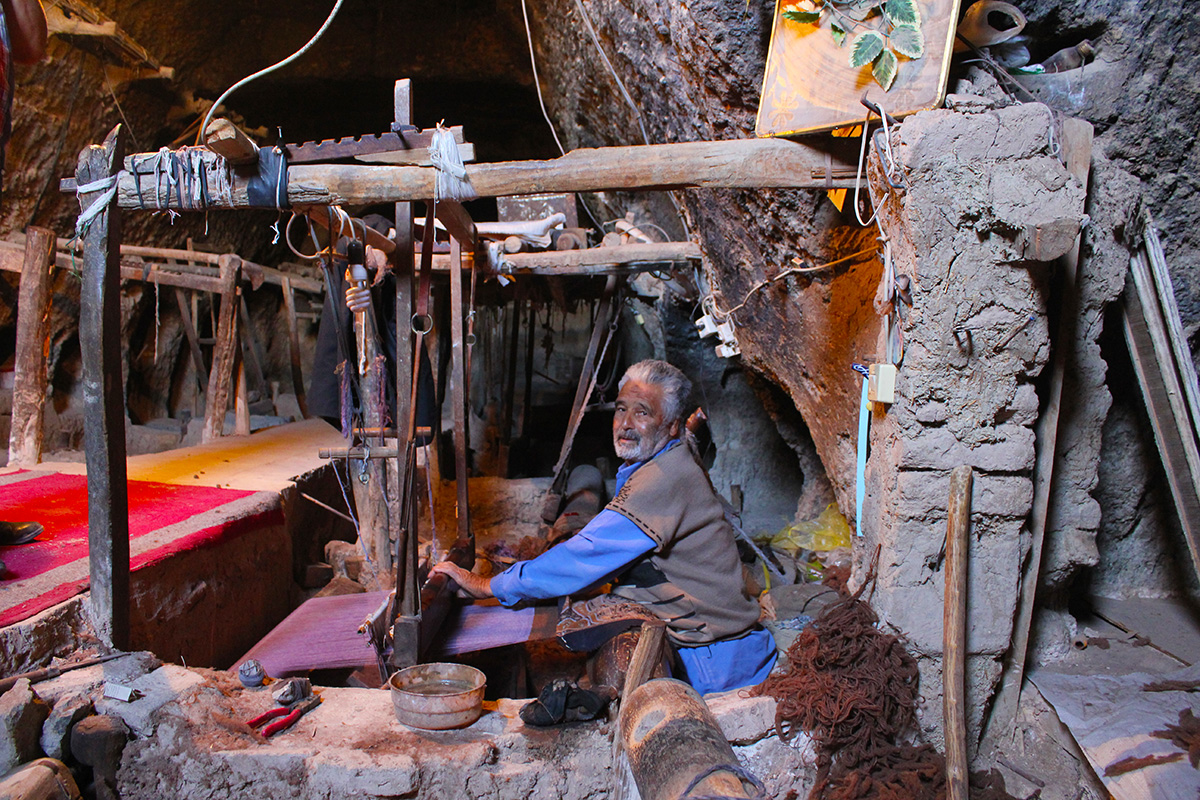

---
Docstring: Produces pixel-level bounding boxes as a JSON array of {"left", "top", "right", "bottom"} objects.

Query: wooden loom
[{"left": 69, "top": 77, "right": 863, "bottom": 662}]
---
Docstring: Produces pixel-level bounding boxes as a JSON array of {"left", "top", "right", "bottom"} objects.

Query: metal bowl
[{"left": 389, "top": 662, "right": 486, "bottom": 730}]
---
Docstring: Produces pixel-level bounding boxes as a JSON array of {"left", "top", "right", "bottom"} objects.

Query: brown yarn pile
[{"left": 755, "top": 564, "right": 1025, "bottom": 800}]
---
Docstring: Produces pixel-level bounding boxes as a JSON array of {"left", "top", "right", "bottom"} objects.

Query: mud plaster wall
[{"left": 861, "top": 101, "right": 1086, "bottom": 748}]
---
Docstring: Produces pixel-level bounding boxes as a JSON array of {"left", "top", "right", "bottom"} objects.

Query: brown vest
[{"left": 606, "top": 441, "right": 760, "bottom": 646}]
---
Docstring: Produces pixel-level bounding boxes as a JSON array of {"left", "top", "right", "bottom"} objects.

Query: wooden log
[
  {"left": 173, "top": 288, "right": 207, "bottom": 393},
  {"left": 495, "top": 241, "right": 703, "bottom": 276},
  {"left": 436, "top": 200, "right": 476, "bottom": 249},
  {"left": 280, "top": 277, "right": 308, "bottom": 417},
  {"left": 203, "top": 118, "right": 259, "bottom": 166},
  {"left": 201, "top": 255, "right": 241, "bottom": 442},
  {"left": 114, "top": 138, "right": 862, "bottom": 210},
  {"left": 8, "top": 228, "right": 57, "bottom": 467},
  {"left": 77, "top": 125, "right": 130, "bottom": 650},
  {"left": 944, "top": 466, "right": 972, "bottom": 800},
  {"left": 284, "top": 138, "right": 862, "bottom": 206}
]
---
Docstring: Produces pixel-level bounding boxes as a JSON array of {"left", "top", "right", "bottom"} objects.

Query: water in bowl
[{"left": 405, "top": 678, "right": 476, "bottom": 696}]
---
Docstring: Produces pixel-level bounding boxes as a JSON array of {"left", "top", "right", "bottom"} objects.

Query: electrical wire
[
  {"left": 708, "top": 246, "right": 879, "bottom": 322},
  {"left": 521, "top": 0, "right": 566, "bottom": 156},
  {"left": 573, "top": 0, "right": 650, "bottom": 146},
  {"left": 197, "top": 0, "right": 348, "bottom": 145}
]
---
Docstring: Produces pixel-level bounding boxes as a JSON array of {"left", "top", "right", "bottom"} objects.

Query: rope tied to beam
[
  {"left": 430, "top": 122, "right": 477, "bottom": 203},
  {"left": 74, "top": 174, "right": 119, "bottom": 239}
]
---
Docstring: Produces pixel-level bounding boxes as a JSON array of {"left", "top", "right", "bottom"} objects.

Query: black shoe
[
  {"left": 519, "top": 679, "right": 615, "bottom": 726},
  {"left": 0, "top": 521, "right": 43, "bottom": 546}
]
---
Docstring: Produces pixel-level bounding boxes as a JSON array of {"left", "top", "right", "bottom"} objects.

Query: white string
[
  {"left": 198, "top": 0, "right": 348, "bottom": 145},
  {"left": 521, "top": 0, "right": 565, "bottom": 156},
  {"left": 573, "top": 0, "right": 651, "bottom": 146},
  {"left": 74, "top": 175, "right": 118, "bottom": 238}
]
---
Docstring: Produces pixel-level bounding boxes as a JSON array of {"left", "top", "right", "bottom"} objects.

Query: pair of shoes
[
  {"left": 519, "top": 679, "right": 616, "bottom": 727},
  {"left": 0, "top": 521, "right": 43, "bottom": 546}
]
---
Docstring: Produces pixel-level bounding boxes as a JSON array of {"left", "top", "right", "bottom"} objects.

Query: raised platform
[{"left": 0, "top": 419, "right": 348, "bottom": 672}]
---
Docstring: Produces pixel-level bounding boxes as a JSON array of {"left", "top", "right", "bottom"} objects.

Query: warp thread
[{"left": 430, "top": 122, "right": 476, "bottom": 203}]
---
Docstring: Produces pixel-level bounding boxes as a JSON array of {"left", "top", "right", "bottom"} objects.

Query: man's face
[{"left": 613, "top": 379, "right": 681, "bottom": 463}]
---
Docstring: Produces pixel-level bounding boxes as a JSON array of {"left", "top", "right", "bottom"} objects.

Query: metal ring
[
  {"left": 284, "top": 212, "right": 322, "bottom": 260},
  {"left": 464, "top": 332, "right": 477, "bottom": 346},
  {"left": 411, "top": 313, "right": 433, "bottom": 334}
]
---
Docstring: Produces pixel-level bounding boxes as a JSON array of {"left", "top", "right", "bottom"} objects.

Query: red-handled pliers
[{"left": 247, "top": 695, "right": 322, "bottom": 737}]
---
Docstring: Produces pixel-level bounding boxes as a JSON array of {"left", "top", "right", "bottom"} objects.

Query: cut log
[{"left": 493, "top": 241, "right": 702, "bottom": 276}]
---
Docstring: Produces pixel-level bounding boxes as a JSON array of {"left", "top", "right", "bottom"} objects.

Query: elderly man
[{"left": 432, "top": 359, "right": 776, "bottom": 694}]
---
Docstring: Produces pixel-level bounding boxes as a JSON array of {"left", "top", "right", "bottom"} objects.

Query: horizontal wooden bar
[{"left": 493, "top": 241, "right": 702, "bottom": 276}]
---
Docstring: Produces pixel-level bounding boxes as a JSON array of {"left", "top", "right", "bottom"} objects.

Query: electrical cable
[{"left": 197, "top": 0, "right": 348, "bottom": 145}]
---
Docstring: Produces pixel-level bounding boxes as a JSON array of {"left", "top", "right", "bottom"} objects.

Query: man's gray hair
[{"left": 619, "top": 360, "right": 693, "bottom": 424}]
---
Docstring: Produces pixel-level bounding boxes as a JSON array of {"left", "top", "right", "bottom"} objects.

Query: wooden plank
[
  {"left": 201, "top": 255, "right": 241, "bottom": 443},
  {"left": 76, "top": 124, "right": 130, "bottom": 650},
  {"left": 8, "top": 228, "right": 57, "bottom": 467},
  {"left": 495, "top": 241, "right": 702, "bottom": 276},
  {"left": 1142, "top": 218, "right": 1200, "bottom": 448},
  {"left": 622, "top": 620, "right": 667, "bottom": 702},
  {"left": 280, "top": 277, "right": 307, "bottom": 417},
  {"left": 173, "top": 287, "right": 207, "bottom": 393},
  {"left": 203, "top": 118, "right": 259, "bottom": 166},
  {"left": 285, "top": 138, "right": 862, "bottom": 206},
  {"left": 436, "top": 200, "right": 476, "bottom": 249},
  {"left": 354, "top": 142, "right": 476, "bottom": 166},
  {"left": 983, "top": 117, "right": 1093, "bottom": 754},
  {"left": 1124, "top": 252, "right": 1200, "bottom": 573},
  {"left": 944, "top": 466, "right": 972, "bottom": 800}
]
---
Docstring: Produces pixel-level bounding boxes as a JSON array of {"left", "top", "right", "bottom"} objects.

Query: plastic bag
[{"left": 771, "top": 503, "right": 852, "bottom": 555}]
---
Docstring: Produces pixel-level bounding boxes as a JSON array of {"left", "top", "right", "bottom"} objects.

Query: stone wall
[{"left": 860, "top": 102, "right": 1086, "bottom": 747}]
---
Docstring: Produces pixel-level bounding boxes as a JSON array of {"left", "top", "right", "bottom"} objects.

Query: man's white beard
[{"left": 614, "top": 434, "right": 658, "bottom": 463}]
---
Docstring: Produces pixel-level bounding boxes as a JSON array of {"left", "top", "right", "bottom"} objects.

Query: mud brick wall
[{"left": 859, "top": 101, "right": 1087, "bottom": 748}]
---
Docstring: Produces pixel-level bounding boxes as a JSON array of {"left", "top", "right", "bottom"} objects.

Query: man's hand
[
  {"left": 429, "top": 561, "right": 494, "bottom": 599},
  {"left": 343, "top": 244, "right": 392, "bottom": 313}
]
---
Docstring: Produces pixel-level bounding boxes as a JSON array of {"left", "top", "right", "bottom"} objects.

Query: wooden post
[
  {"left": 280, "top": 277, "right": 308, "bottom": 417},
  {"left": 8, "top": 227, "right": 57, "bottom": 467},
  {"left": 76, "top": 125, "right": 130, "bottom": 650},
  {"left": 237, "top": 295, "right": 268, "bottom": 396},
  {"left": 202, "top": 255, "right": 241, "bottom": 442},
  {"left": 234, "top": 343, "right": 250, "bottom": 436},
  {"left": 944, "top": 465, "right": 972, "bottom": 800},
  {"left": 391, "top": 78, "right": 421, "bottom": 666},
  {"left": 449, "top": 235, "right": 473, "bottom": 555}
]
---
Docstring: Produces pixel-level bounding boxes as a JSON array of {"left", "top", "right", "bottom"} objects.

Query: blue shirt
[{"left": 490, "top": 443, "right": 777, "bottom": 694}]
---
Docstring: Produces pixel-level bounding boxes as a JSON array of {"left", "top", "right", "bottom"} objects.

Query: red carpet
[{"left": 0, "top": 473, "right": 263, "bottom": 626}]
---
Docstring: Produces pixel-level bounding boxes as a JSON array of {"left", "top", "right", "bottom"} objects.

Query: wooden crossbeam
[{"left": 110, "top": 137, "right": 861, "bottom": 211}]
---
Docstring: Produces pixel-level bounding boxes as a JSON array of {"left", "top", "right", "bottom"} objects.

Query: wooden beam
[
  {"left": 493, "top": 241, "right": 702, "bottom": 276},
  {"left": 201, "top": 255, "right": 241, "bottom": 442},
  {"left": 8, "top": 228, "right": 57, "bottom": 467},
  {"left": 436, "top": 200, "right": 476, "bottom": 249},
  {"left": 77, "top": 125, "right": 130, "bottom": 651},
  {"left": 354, "top": 142, "right": 476, "bottom": 166},
  {"left": 449, "top": 235, "right": 473, "bottom": 552},
  {"left": 114, "top": 138, "right": 862, "bottom": 209}
]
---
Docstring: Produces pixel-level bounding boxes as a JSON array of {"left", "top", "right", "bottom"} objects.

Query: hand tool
[
  {"left": 0, "top": 652, "right": 129, "bottom": 694},
  {"left": 246, "top": 695, "right": 322, "bottom": 738}
]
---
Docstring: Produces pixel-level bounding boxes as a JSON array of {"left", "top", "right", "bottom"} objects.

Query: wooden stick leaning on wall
[
  {"left": 944, "top": 466, "right": 973, "bottom": 800},
  {"left": 201, "top": 255, "right": 242, "bottom": 443}
]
